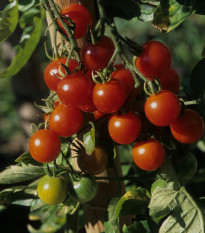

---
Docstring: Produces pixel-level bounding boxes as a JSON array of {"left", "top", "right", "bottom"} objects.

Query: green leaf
[
  {"left": 116, "top": 189, "right": 149, "bottom": 217},
  {"left": 149, "top": 187, "right": 204, "bottom": 233},
  {"left": 190, "top": 58, "right": 205, "bottom": 98},
  {"left": 153, "top": 0, "right": 195, "bottom": 32},
  {"left": 123, "top": 221, "right": 151, "bottom": 233},
  {"left": 83, "top": 122, "right": 95, "bottom": 155},
  {"left": 0, "top": 163, "right": 44, "bottom": 184},
  {"left": 18, "top": 0, "right": 36, "bottom": 12},
  {"left": 104, "top": 0, "right": 157, "bottom": 22},
  {"left": 0, "top": 1, "right": 19, "bottom": 44},
  {"left": 104, "top": 197, "right": 120, "bottom": 233},
  {"left": 0, "top": 8, "right": 45, "bottom": 79},
  {"left": 19, "top": 7, "right": 40, "bottom": 29},
  {"left": 15, "top": 151, "right": 41, "bottom": 165}
]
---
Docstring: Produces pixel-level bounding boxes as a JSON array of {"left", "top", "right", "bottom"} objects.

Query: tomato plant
[
  {"left": 170, "top": 109, "right": 204, "bottom": 144},
  {"left": 144, "top": 90, "right": 181, "bottom": 126},
  {"left": 29, "top": 129, "right": 61, "bottom": 163},
  {"left": 37, "top": 175, "right": 68, "bottom": 205},
  {"left": 108, "top": 111, "right": 142, "bottom": 144},
  {"left": 132, "top": 138, "right": 165, "bottom": 171},
  {"left": 49, "top": 104, "right": 83, "bottom": 137}
]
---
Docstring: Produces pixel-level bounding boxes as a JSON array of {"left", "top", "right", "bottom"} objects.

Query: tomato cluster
[{"left": 28, "top": 3, "right": 204, "bottom": 205}]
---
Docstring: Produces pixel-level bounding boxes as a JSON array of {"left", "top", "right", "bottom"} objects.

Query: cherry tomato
[
  {"left": 108, "top": 111, "right": 141, "bottom": 144},
  {"left": 29, "top": 129, "right": 61, "bottom": 163},
  {"left": 81, "top": 35, "right": 115, "bottom": 70},
  {"left": 144, "top": 90, "right": 181, "bottom": 126},
  {"left": 59, "top": 4, "right": 92, "bottom": 39},
  {"left": 44, "top": 58, "right": 78, "bottom": 91},
  {"left": 158, "top": 68, "right": 181, "bottom": 94},
  {"left": 93, "top": 78, "right": 127, "bottom": 113},
  {"left": 170, "top": 109, "right": 204, "bottom": 144},
  {"left": 37, "top": 175, "right": 68, "bottom": 205},
  {"left": 77, "top": 146, "right": 108, "bottom": 175},
  {"left": 135, "top": 41, "right": 172, "bottom": 79},
  {"left": 57, "top": 72, "right": 93, "bottom": 108},
  {"left": 93, "top": 110, "right": 106, "bottom": 119},
  {"left": 132, "top": 138, "right": 165, "bottom": 171},
  {"left": 68, "top": 175, "right": 98, "bottom": 203},
  {"left": 49, "top": 104, "right": 83, "bottom": 137},
  {"left": 111, "top": 68, "right": 140, "bottom": 98}
]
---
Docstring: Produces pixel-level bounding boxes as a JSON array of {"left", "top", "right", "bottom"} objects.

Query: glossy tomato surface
[
  {"left": 44, "top": 58, "right": 78, "bottom": 91},
  {"left": 57, "top": 72, "right": 93, "bottom": 108},
  {"left": 144, "top": 90, "right": 181, "bottom": 126},
  {"left": 49, "top": 104, "right": 83, "bottom": 137},
  {"left": 93, "top": 78, "right": 127, "bottom": 113},
  {"left": 29, "top": 129, "right": 61, "bottom": 163},
  {"left": 135, "top": 41, "right": 171, "bottom": 79},
  {"left": 170, "top": 109, "right": 204, "bottom": 143},
  {"left": 132, "top": 138, "right": 165, "bottom": 171},
  {"left": 77, "top": 146, "right": 108, "bottom": 175},
  {"left": 60, "top": 4, "right": 92, "bottom": 39},
  {"left": 37, "top": 175, "right": 68, "bottom": 205},
  {"left": 108, "top": 111, "right": 142, "bottom": 144},
  {"left": 81, "top": 35, "right": 115, "bottom": 70},
  {"left": 158, "top": 68, "right": 181, "bottom": 94}
]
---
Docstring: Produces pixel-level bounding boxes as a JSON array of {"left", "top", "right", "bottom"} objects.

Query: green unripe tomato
[
  {"left": 37, "top": 175, "right": 68, "bottom": 205},
  {"left": 151, "top": 179, "right": 167, "bottom": 195},
  {"left": 68, "top": 175, "right": 98, "bottom": 203}
]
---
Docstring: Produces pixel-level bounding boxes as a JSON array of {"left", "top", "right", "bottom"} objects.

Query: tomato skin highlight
[
  {"left": 77, "top": 146, "right": 108, "bottom": 175},
  {"left": 59, "top": 4, "right": 92, "bottom": 39},
  {"left": 144, "top": 90, "right": 181, "bottom": 126},
  {"left": 158, "top": 68, "right": 181, "bottom": 94},
  {"left": 135, "top": 41, "right": 171, "bottom": 79},
  {"left": 29, "top": 129, "right": 61, "bottom": 163},
  {"left": 170, "top": 109, "right": 204, "bottom": 144},
  {"left": 108, "top": 111, "right": 142, "bottom": 144},
  {"left": 57, "top": 72, "right": 93, "bottom": 108},
  {"left": 44, "top": 58, "right": 78, "bottom": 92},
  {"left": 37, "top": 175, "right": 68, "bottom": 205},
  {"left": 92, "top": 78, "right": 127, "bottom": 113},
  {"left": 132, "top": 138, "right": 165, "bottom": 171},
  {"left": 81, "top": 35, "right": 115, "bottom": 70},
  {"left": 49, "top": 104, "right": 83, "bottom": 137}
]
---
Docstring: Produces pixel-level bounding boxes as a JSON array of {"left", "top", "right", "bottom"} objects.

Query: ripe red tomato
[
  {"left": 108, "top": 111, "right": 142, "bottom": 144},
  {"left": 57, "top": 72, "right": 93, "bottom": 108},
  {"left": 135, "top": 41, "right": 172, "bottom": 79},
  {"left": 77, "top": 146, "right": 108, "bottom": 175},
  {"left": 59, "top": 4, "right": 92, "bottom": 39},
  {"left": 144, "top": 90, "right": 181, "bottom": 126},
  {"left": 29, "top": 129, "right": 61, "bottom": 163},
  {"left": 132, "top": 138, "right": 165, "bottom": 171},
  {"left": 44, "top": 57, "right": 78, "bottom": 91},
  {"left": 49, "top": 104, "right": 83, "bottom": 137},
  {"left": 93, "top": 78, "right": 127, "bottom": 113},
  {"left": 111, "top": 68, "right": 140, "bottom": 98},
  {"left": 93, "top": 110, "right": 106, "bottom": 119},
  {"left": 158, "top": 68, "right": 181, "bottom": 94},
  {"left": 37, "top": 175, "right": 68, "bottom": 205},
  {"left": 81, "top": 35, "right": 115, "bottom": 70},
  {"left": 170, "top": 109, "right": 204, "bottom": 144}
]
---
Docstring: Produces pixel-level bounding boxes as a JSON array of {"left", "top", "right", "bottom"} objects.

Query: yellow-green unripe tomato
[{"left": 37, "top": 175, "right": 68, "bottom": 205}]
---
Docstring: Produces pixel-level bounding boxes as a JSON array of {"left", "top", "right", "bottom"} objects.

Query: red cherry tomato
[
  {"left": 158, "top": 68, "right": 181, "bottom": 94},
  {"left": 93, "top": 110, "right": 106, "bottom": 119},
  {"left": 80, "top": 81, "right": 96, "bottom": 112},
  {"left": 29, "top": 129, "right": 61, "bottom": 163},
  {"left": 81, "top": 35, "right": 115, "bottom": 70},
  {"left": 49, "top": 104, "right": 83, "bottom": 137},
  {"left": 135, "top": 41, "right": 172, "bottom": 79},
  {"left": 144, "top": 90, "right": 181, "bottom": 126},
  {"left": 170, "top": 109, "right": 204, "bottom": 144},
  {"left": 132, "top": 138, "right": 165, "bottom": 171},
  {"left": 57, "top": 72, "right": 93, "bottom": 108},
  {"left": 108, "top": 111, "right": 141, "bottom": 144},
  {"left": 44, "top": 58, "right": 78, "bottom": 91},
  {"left": 111, "top": 68, "right": 140, "bottom": 99},
  {"left": 93, "top": 78, "right": 127, "bottom": 113},
  {"left": 59, "top": 4, "right": 92, "bottom": 39}
]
